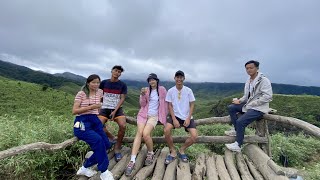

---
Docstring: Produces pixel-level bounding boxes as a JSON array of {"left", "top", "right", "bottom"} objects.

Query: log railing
[{"left": 1, "top": 114, "right": 320, "bottom": 160}]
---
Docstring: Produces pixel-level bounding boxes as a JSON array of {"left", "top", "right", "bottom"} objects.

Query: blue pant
[
  {"left": 73, "top": 114, "right": 111, "bottom": 172},
  {"left": 228, "top": 103, "right": 264, "bottom": 146}
]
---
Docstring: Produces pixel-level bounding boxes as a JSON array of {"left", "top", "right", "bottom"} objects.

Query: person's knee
[
  {"left": 118, "top": 122, "right": 126, "bottom": 132},
  {"left": 190, "top": 131, "right": 198, "bottom": 143},
  {"left": 164, "top": 126, "right": 172, "bottom": 136},
  {"left": 142, "top": 131, "right": 151, "bottom": 140},
  {"left": 98, "top": 116, "right": 107, "bottom": 124},
  {"left": 91, "top": 136, "right": 104, "bottom": 150},
  {"left": 228, "top": 104, "right": 236, "bottom": 112},
  {"left": 236, "top": 117, "right": 249, "bottom": 128}
]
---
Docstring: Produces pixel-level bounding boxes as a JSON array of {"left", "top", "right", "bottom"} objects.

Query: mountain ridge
[{"left": 1, "top": 59, "right": 320, "bottom": 96}]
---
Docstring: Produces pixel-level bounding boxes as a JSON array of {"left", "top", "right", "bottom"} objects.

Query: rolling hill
[{"left": 1, "top": 59, "right": 320, "bottom": 98}]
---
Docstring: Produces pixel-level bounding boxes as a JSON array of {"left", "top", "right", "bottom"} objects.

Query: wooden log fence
[{"left": 1, "top": 114, "right": 320, "bottom": 161}]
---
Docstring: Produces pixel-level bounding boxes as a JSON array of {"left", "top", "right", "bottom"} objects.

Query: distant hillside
[
  {"left": 0, "top": 60, "right": 82, "bottom": 94},
  {"left": 2, "top": 60, "right": 320, "bottom": 97},
  {"left": 53, "top": 72, "right": 86, "bottom": 83},
  {"left": 124, "top": 80, "right": 320, "bottom": 97}
]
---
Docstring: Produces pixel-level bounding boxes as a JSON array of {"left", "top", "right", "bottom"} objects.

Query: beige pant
[{"left": 146, "top": 115, "right": 158, "bottom": 128}]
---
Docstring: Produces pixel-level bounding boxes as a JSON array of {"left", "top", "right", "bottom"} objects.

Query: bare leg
[
  {"left": 164, "top": 123, "right": 176, "bottom": 156},
  {"left": 179, "top": 128, "right": 197, "bottom": 154},
  {"left": 98, "top": 116, "right": 115, "bottom": 140},
  {"left": 131, "top": 123, "right": 146, "bottom": 156},
  {"left": 142, "top": 124, "right": 155, "bottom": 152},
  {"left": 114, "top": 116, "right": 126, "bottom": 152}
]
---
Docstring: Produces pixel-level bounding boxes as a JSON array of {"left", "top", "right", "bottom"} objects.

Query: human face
[
  {"left": 245, "top": 63, "right": 258, "bottom": 77},
  {"left": 111, "top": 68, "right": 122, "bottom": 79},
  {"left": 148, "top": 79, "right": 158, "bottom": 89},
  {"left": 174, "top": 75, "right": 184, "bottom": 85},
  {"left": 88, "top": 78, "right": 100, "bottom": 91}
]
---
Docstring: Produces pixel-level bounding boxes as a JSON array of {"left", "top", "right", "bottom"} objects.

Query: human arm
[
  {"left": 168, "top": 102, "right": 180, "bottom": 128},
  {"left": 183, "top": 101, "right": 194, "bottom": 127},
  {"left": 139, "top": 88, "right": 148, "bottom": 107}
]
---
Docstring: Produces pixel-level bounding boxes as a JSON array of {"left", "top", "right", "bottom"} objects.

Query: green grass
[
  {"left": 1, "top": 76, "right": 320, "bottom": 179},
  {"left": 271, "top": 133, "right": 320, "bottom": 179}
]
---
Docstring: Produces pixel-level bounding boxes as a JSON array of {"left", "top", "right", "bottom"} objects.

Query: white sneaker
[
  {"left": 224, "top": 128, "right": 236, "bottom": 136},
  {"left": 225, "top": 141, "right": 241, "bottom": 152},
  {"left": 100, "top": 169, "right": 114, "bottom": 180},
  {"left": 76, "top": 166, "right": 97, "bottom": 177}
]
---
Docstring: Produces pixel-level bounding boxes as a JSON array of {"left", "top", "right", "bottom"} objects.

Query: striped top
[{"left": 74, "top": 89, "right": 103, "bottom": 115}]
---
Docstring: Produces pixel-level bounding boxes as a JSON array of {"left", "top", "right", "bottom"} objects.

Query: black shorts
[
  {"left": 167, "top": 116, "right": 196, "bottom": 132},
  {"left": 99, "top": 107, "right": 125, "bottom": 120}
]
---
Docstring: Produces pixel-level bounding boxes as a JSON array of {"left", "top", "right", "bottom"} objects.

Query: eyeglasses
[{"left": 178, "top": 91, "right": 181, "bottom": 100}]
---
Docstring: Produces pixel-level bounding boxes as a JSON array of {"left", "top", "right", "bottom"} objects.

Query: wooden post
[{"left": 255, "top": 118, "right": 270, "bottom": 155}]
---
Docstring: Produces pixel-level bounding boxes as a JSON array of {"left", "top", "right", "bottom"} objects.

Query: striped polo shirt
[{"left": 74, "top": 89, "right": 103, "bottom": 115}]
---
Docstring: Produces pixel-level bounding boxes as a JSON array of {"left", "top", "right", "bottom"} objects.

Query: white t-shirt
[
  {"left": 148, "top": 89, "right": 159, "bottom": 116},
  {"left": 248, "top": 74, "right": 259, "bottom": 97},
  {"left": 165, "top": 85, "right": 195, "bottom": 120}
]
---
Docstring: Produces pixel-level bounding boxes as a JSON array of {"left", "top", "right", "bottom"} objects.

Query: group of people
[{"left": 72, "top": 60, "right": 273, "bottom": 179}]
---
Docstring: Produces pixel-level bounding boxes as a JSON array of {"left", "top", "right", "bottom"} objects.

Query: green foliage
[
  {"left": 0, "top": 76, "right": 86, "bottom": 179},
  {"left": 58, "top": 82, "right": 81, "bottom": 95},
  {"left": 210, "top": 94, "right": 320, "bottom": 127},
  {"left": 270, "top": 94, "right": 320, "bottom": 127},
  {"left": 271, "top": 133, "right": 320, "bottom": 179}
]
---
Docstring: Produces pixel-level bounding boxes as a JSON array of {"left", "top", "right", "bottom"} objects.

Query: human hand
[
  {"left": 173, "top": 118, "right": 180, "bottom": 128},
  {"left": 183, "top": 118, "right": 190, "bottom": 127},
  {"left": 90, "top": 103, "right": 101, "bottom": 110},
  {"left": 109, "top": 111, "right": 116, "bottom": 120},
  {"left": 141, "top": 87, "right": 147, "bottom": 95},
  {"left": 232, "top": 98, "right": 240, "bottom": 104}
]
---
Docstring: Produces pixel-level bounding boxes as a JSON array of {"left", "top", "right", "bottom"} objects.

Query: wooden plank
[
  {"left": 216, "top": 155, "right": 231, "bottom": 180},
  {"left": 177, "top": 159, "right": 191, "bottom": 180},
  {"left": 151, "top": 147, "right": 169, "bottom": 180},
  {"left": 236, "top": 152, "right": 254, "bottom": 180},
  {"left": 206, "top": 153, "right": 219, "bottom": 180},
  {"left": 134, "top": 150, "right": 161, "bottom": 180},
  {"left": 224, "top": 150, "right": 241, "bottom": 180},
  {"left": 191, "top": 153, "right": 206, "bottom": 180}
]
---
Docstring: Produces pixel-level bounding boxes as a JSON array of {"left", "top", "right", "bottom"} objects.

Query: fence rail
[{"left": 1, "top": 114, "right": 320, "bottom": 160}]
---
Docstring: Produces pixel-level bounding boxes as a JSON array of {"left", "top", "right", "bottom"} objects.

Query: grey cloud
[{"left": 0, "top": 0, "right": 319, "bottom": 86}]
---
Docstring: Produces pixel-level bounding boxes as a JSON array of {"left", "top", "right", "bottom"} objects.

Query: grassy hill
[
  {"left": 0, "top": 76, "right": 320, "bottom": 179},
  {"left": 210, "top": 94, "right": 320, "bottom": 127},
  {"left": 0, "top": 60, "right": 82, "bottom": 95}
]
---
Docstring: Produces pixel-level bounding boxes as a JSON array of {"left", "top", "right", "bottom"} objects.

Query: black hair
[
  {"left": 112, "top": 65, "right": 124, "bottom": 72},
  {"left": 245, "top": 60, "right": 260, "bottom": 68},
  {"left": 81, "top": 74, "right": 101, "bottom": 97},
  {"left": 149, "top": 79, "right": 160, "bottom": 98}
]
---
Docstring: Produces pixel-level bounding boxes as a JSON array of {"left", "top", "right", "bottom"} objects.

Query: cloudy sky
[{"left": 0, "top": 0, "right": 319, "bottom": 86}]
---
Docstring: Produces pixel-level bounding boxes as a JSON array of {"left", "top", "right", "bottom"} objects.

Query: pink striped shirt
[{"left": 74, "top": 89, "right": 103, "bottom": 115}]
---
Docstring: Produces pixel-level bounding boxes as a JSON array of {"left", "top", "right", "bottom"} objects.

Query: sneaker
[
  {"left": 76, "top": 166, "right": 97, "bottom": 177},
  {"left": 224, "top": 128, "right": 236, "bottom": 136},
  {"left": 225, "top": 142, "right": 241, "bottom": 152},
  {"left": 100, "top": 169, "right": 114, "bottom": 180},
  {"left": 145, "top": 152, "right": 155, "bottom": 166},
  {"left": 125, "top": 161, "right": 135, "bottom": 176}
]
